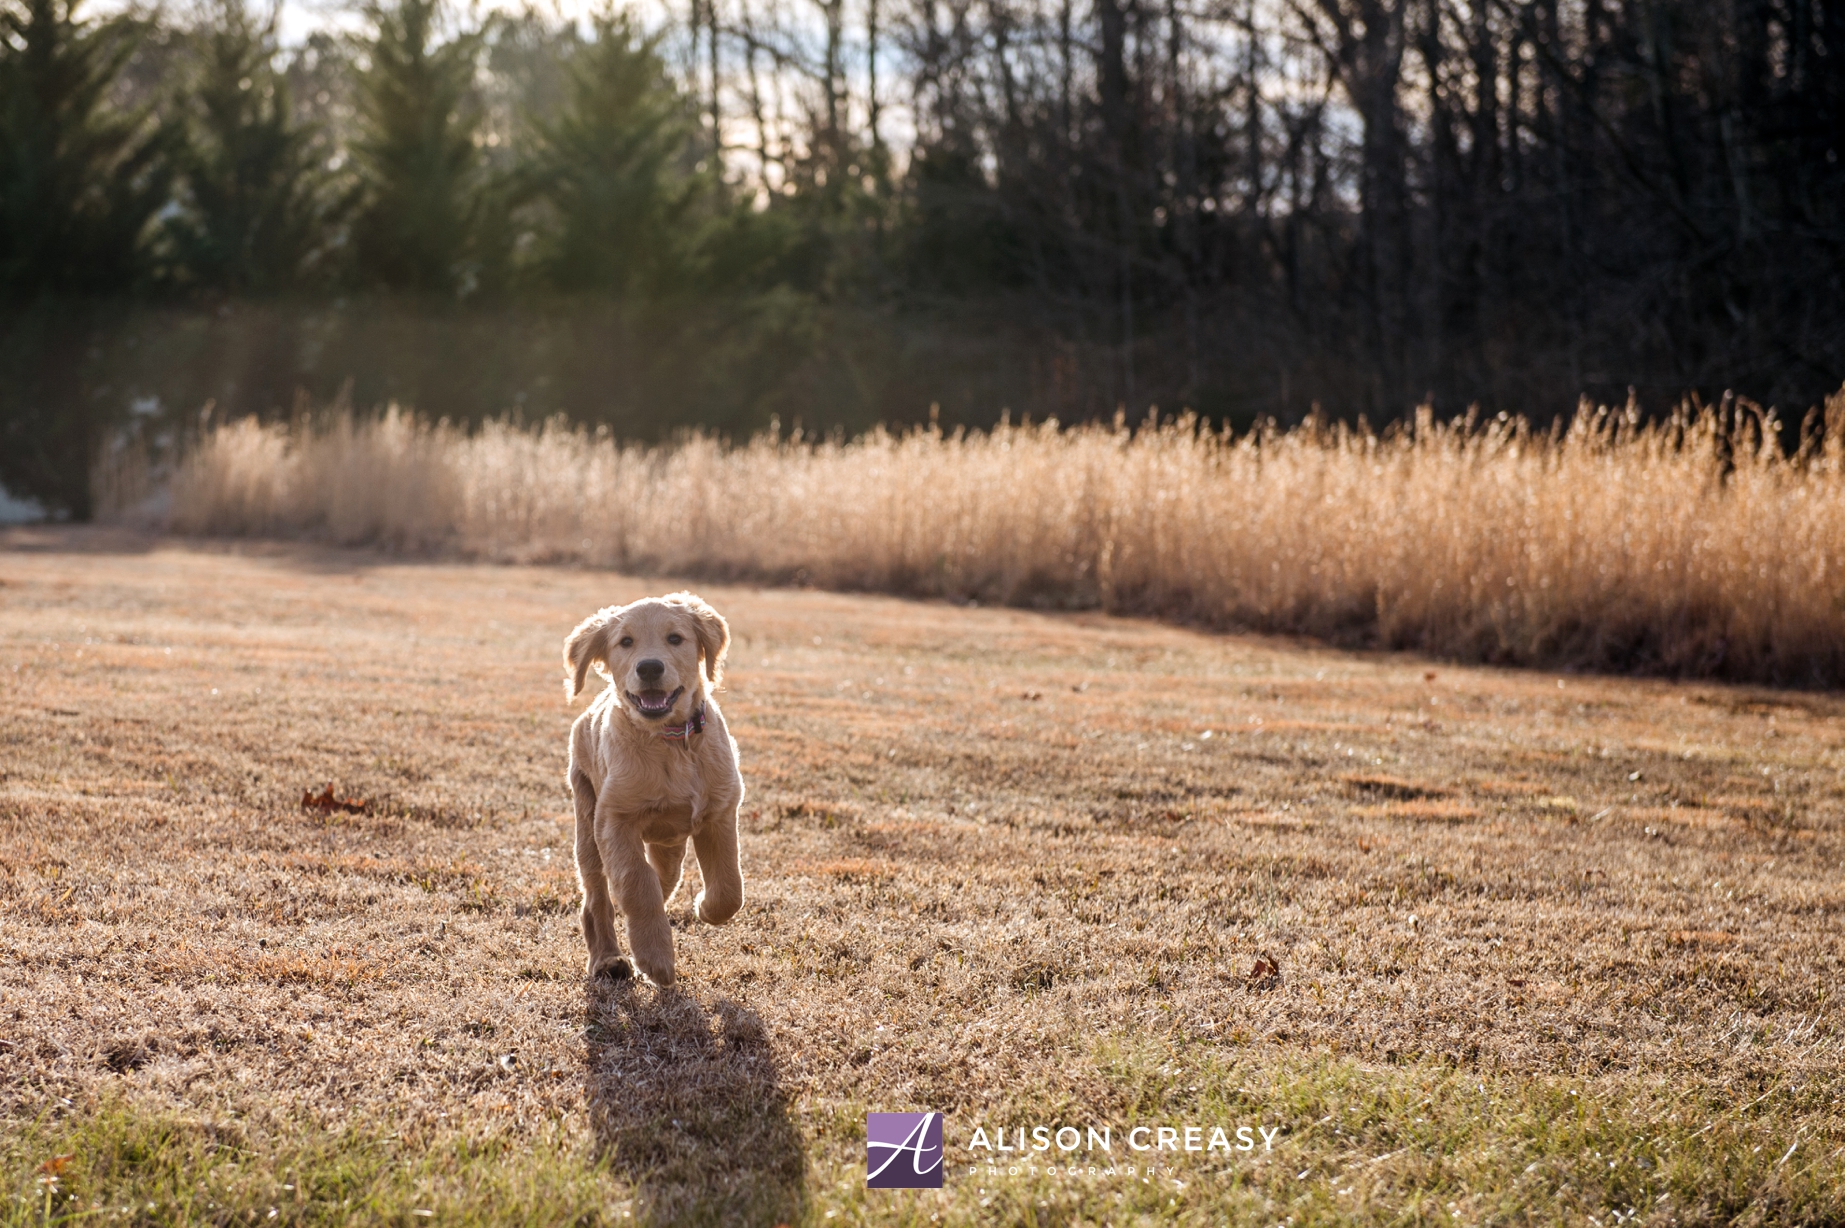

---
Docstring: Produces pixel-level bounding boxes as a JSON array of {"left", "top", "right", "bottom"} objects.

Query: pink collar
[{"left": 660, "top": 703, "right": 706, "bottom": 741}]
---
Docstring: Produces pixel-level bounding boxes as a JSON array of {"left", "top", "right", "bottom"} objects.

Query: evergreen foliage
[
  {"left": 0, "top": 0, "right": 173, "bottom": 521},
  {"left": 0, "top": 0, "right": 1842, "bottom": 520},
  {"left": 519, "top": 15, "right": 700, "bottom": 295},
  {"left": 0, "top": 0, "right": 173, "bottom": 296},
  {"left": 347, "top": 0, "right": 484, "bottom": 294},
  {"left": 162, "top": 0, "right": 331, "bottom": 292}
]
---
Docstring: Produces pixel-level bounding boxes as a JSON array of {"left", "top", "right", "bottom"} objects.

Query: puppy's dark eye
[
  {"left": 618, "top": 636, "right": 634, "bottom": 648},
  {"left": 666, "top": 633, "right": 684, "bottom": 645}
]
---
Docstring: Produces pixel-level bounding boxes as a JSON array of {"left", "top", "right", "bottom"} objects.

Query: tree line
[
  {"left": 2, "top": 0, "right": 1842, "bottom": 517},
  {"left": 1, "top": 0, "right": 794, "bottom": 299}
]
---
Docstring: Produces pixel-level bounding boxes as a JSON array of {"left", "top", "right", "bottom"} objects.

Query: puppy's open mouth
[{"left": 625, "top": 687, "right": 684, "bottom": 720}]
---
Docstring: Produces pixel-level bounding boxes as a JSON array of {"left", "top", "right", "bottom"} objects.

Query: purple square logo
[{"left": 867, "top": 1112, "right": 945, "bottom": 1188}]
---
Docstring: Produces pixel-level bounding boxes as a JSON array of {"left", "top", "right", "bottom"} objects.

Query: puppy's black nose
[{"left": 635, "top": 658, "right": 666, "bottom": 683}]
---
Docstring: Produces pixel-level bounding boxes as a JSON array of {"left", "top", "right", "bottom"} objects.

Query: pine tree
[
  {"left": 164, "top": 0, "right": 332, "bottom": 293},
  {"left": 348, "top": 0, "right": 485, "bottom": 293},
  {"left": 522, "top": 14, "right": 701, "bottom": 295},
  {"left": 0, "top": 0, "right": 175, "bottom": 520},
  {"left": 0, "top": 0, "right": 174, "bottom": 296}
]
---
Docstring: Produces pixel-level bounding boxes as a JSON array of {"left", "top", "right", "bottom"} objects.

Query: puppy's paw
[
  {"left": 634, "top": 958, "right": 676, "bottom": 988},
  {"left": 589, "top": 955, "right": 632, "bottom": 982},
  {"left": 694, "top": 889, "right": 740, "bottom": 926},
  {"left": 627, "top": 915, "right": 676, "bottom": 986}
]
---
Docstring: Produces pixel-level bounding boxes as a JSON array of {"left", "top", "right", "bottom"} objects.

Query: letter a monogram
[{"left": 867, "top": 1112, "right": 946, "bottom": 1188}]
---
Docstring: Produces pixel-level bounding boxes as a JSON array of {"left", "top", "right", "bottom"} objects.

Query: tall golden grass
[{"left": 139, "top": 390, "right": 1845, "bottom": 684}]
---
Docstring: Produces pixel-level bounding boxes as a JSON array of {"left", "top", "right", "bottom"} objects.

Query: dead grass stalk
[{"left": 140, "top": 389, "right": 1845, "bottom": 685}]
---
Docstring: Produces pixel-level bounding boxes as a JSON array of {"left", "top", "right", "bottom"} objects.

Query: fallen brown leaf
[{"left": 301, "top": 783, "right": 372, "bottom": 816}]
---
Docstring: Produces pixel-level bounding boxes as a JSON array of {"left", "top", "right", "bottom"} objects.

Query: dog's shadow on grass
[{"left": 584, "top": 981, "right": 806, "bottom": 1226}]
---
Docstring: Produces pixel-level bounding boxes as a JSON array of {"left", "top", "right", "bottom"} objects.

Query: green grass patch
[
  {"left": 6, "top": 1048, "right": 1841, "bottom": 1226},
  {"left": 805, "top": 1044, "right": 1845, "bottom": 1226},
  {"left": 1, "top": 1104, "right": 623, "bottom": 1227}
]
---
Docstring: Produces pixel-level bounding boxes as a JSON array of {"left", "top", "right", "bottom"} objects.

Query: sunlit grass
[
  {"left": 5, "top": 545, "right": 1842, "bottom": 1226},
  {"left": 9, "top": 1044, "right": 1838, "bottom": 1226},
  {"left": 0, "top": 1105, "right": 621, "bottom": 1227},
  {"left": 802, "top": 1042, "right": 1844, "bottom": 1226},
  {"left": 141, "top": 387, "right": 1845, "bottom": 686}
]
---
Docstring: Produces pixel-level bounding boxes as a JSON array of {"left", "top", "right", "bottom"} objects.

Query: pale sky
[{"left": 270, "top": 0, "right": 713, "bottom": 50}]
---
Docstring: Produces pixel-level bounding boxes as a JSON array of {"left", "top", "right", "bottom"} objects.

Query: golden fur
[{"left": 562, "top": 592, "right": 744, "bottom": 986}]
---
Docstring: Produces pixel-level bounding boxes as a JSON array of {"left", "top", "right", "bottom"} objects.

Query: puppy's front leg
[
  {"left": 573, "top": 770, "right": 628, "bottom": 980},
  {"left": 599, "top": 815, "right": 675, "bottom": 987},
  {"left": 646, "top": 840, "right": 688, "bottom": 905},
  {"left": 691, "top": 804, "right": 744, "bottom": 925}
]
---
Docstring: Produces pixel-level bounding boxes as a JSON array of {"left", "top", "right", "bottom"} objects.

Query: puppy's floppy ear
[
  {"left": 563, "top": 605, "right": 622, "bottom": 700},
  {"left": 667, "top": 591, "right": 730, "bottom": 687}
]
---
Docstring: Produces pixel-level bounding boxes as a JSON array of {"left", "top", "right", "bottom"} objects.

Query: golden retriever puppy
[{"left": 563, "top": 592, "right": 745, "bottom": 987}]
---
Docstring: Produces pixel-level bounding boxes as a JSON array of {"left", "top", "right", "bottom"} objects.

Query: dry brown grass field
[
  {"left": 3, "top": 530, "right": 1844, "bottom": 1226},
  {"left": 122, "top": 388, "right": 1845, "bottom": 688}
]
